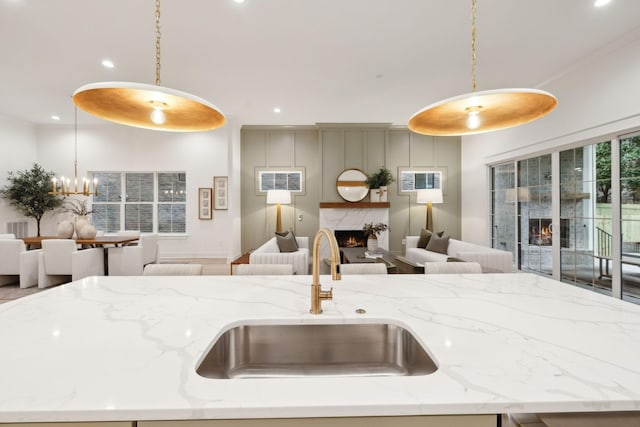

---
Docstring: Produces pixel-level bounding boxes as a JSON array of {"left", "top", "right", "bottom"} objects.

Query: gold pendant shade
[
  {"left": 73, "top": 82, "right": 226, "bottom": 132},
  {"left": 408, "top": 88, "right": 557, "bottom": 136}
]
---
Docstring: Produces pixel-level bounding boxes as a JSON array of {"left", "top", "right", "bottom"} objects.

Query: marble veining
[{"left": 1, "top": 273, "right": 640, "bottom": 422}]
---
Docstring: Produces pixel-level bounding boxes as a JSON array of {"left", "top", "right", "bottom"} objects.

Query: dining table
[{"left": 22, "top": 235, "right": 139, "bottom": 249}]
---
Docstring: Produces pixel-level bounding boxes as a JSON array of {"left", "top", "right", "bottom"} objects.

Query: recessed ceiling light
[
  {"left": 51, "top": 115, "right": 60, "bottom": 121},
  {"left": 101, "top": 59, "right": 115, "bottom": 68},
  {"left": 594, "top": 0, "right": 612, "bottom": 7},
  {"left": 273, "top": 107, "right": 281, "bottom": 113},
  {"left": 233, "top": 0, "right": 245, "bottom": 3}
]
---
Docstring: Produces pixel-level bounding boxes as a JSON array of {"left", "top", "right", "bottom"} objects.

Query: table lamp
[
  {"left": 266, "top": 189, "right": 291, "bottom": 233},
  {"left": 417, "top": 189, "right": 443, "bottom": 231}
]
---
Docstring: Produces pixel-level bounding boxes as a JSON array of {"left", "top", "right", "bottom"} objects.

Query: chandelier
[
  {"left": 72, "top": 0, "right": 225, "bottom": 132},
  {"left": 408, "top": 0, "right": 557, "bottom": 136},
  {"left": 49, "top": 106, "right": 98, "bottom": 196}
]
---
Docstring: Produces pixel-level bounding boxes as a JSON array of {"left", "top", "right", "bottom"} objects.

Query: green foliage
[
  {"left": 596, "top": 137, "right": 640, "bottom": 202},
  {"left": 0, "top": 163, "right": 63, "bottom": 236},
  {"left": 365, "top": 167, "right": 395, "bottom": 189}
]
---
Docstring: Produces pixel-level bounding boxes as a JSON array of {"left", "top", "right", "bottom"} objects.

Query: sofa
[
  {"left": 249, "top": 236, "right": 309, "bottom": 275},
  {"left": 405, "top": 235, "right": 514, "bottom": 273}
]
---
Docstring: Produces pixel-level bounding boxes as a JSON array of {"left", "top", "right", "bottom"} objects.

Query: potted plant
[
  {"left": 365, "top": 167, "right": 395, "bottom": 202},
  {"left": 0, "top": 163, "right": 63, "bottom": 236},
  {"left": 362, "top": 222, "right": 388, "bottom": 252}
]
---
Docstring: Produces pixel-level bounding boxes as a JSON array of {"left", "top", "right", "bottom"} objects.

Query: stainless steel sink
[{"left": 196, "top": 323, "right": 438, "bottom": 379}]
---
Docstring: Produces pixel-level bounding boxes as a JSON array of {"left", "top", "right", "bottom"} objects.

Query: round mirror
[{"left": 336, "top": 169, "right": 369, "bottom": 202}]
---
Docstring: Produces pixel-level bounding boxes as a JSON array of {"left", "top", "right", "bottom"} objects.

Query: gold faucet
[{"left": 310, "top": 228, "right": 341, "bottom": 314}]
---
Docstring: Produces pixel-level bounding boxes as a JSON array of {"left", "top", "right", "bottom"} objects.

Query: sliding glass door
[
  {"left": 559, "top": 142, "right": 612, "bottom": 294},
  {"left": 620, "top": 133, "right": 640, "bottom": 303},
  {"left": 518, "top": 155, "right": 553, "bottom": 276}
]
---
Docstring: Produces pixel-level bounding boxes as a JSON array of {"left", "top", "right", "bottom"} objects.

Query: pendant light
[
  {"left": 408, "top": 0, "right": 557, "bottom": 136},
  {"left": 72, "top": 0, "right": 225, "bottom": 132}
]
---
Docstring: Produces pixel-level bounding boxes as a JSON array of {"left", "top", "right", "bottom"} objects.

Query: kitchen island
[{"left": 1, "top": 273, "right": 640, "bottom": 425}]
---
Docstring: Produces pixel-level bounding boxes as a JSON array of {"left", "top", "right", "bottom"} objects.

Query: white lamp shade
[
  {"left": 416, "top": 189, "right": 443, "bottom": 204},
  {"left": 266, "top": 189, "right": 291, "bottom": 205}
]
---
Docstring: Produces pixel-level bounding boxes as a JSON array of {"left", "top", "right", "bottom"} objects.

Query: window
[
  {"left": 92, "top": 172, "right": 186, "bottom": 234},
  {"left": 399, "top": 170, "right": 442, "bottom": 192},
  {"left": 258, "top": 171, "right": 302, "bottom": 192}
]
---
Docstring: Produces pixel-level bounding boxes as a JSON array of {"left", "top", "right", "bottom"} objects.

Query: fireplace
[
  {"left": 528, "top": 218, "right": 569, "bottom": 248},
  {"left": 334, "top": 230, "right": 366, "bottom": 248}
]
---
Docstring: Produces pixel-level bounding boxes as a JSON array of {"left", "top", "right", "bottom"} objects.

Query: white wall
[
  {"left": 34, "top": 120, "right": 234, "bottom": 260},
  {"left": 461, "top": 33, "right": 640, "bottom": 246},
  {"left": 0, "top": 114, "right": 39, "bottom": 235}
]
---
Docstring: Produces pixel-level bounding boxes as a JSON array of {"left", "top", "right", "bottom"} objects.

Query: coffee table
[{"left": 339, "top": 247, "right": 397, "bottom": 274}]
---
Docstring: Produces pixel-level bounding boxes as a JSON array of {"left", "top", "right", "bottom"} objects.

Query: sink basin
[{"left": 196, "top": 323, "right": 438, "bottom": 379}]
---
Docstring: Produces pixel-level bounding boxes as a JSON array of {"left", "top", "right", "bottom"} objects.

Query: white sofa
[
  {"left": 249, "top": 237, "right": 309, "bottom": 275},
  {"left": 405, "top": 236, "right": 514, "bottom": 273}
]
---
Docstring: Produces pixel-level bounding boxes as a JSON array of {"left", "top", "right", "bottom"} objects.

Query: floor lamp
[
  {"left": 266, "top": 190, "right": 291, "bottom": 233},
  {"left": 417, "top": 189, "right": 443, "bottom": 232}
]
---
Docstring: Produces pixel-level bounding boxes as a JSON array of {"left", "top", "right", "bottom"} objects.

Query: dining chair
[
  {"left": 108, "top": 233, "right": 159, "bottom": 275},
  {"left": 38, "top": 239, "right": 105, "bottom": 288},
  {"left": 0, "top": 239, "right": 39, "bottom": 287}
]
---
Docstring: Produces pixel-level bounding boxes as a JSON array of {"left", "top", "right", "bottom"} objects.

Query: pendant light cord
[
  {"left": 471, "top": 0, "right": 477, "bottom": 92},
  {"left": 155, "top": 0, "right": 161, "bottom": 86},
  {"left": 74, "top": 105, "right": 78, "bottom": 181}
]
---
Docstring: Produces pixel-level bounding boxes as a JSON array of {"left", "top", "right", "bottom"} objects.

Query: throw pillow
[
  {"left": 275, "top": 228, "right": 299, "bottom": 253},
  {"left": 426, "top": 234, "right": 450, "bottom": 254},
  {"left": 416, "top": 228, "right": 433, "bottom": 248},
  {"left": 417, "top": 229, "right": 445, "bottom": 248}
]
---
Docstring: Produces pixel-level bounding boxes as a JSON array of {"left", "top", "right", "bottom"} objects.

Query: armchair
[
  {"left": 108, "top": 233, "right": 159, "bottom": 276},
  {"left": 249, "top": 236, "right": 309, "bottom": 275},
  {"left": 0, "top": 239, "right": 39, "bottom": 288},
  {"left": 38, "top": 239, "right": 104, "bottom": 288}
]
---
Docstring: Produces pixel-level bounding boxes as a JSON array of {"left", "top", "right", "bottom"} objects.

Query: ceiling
[{"left": 1, "top": 0, "right": 640, "bottom": 128}]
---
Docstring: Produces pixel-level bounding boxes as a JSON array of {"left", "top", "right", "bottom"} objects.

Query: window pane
[
  {"left": 92, "top": 204, "right": 120, "bottom": 232},
  {"left": 93, "top": 172, "right": 121, "bottom": 203},
  {"left": 126, "top": 173, "right": 154, "bottom": 203},
  {"left": 158, "top": 204, "right": 186, "bottom": 233},
  {"left": 125, "top": 204, "right": 153, "bottom": 232},
  {"left": 158, "top": 173, "right": 186, "bottom": 202}
]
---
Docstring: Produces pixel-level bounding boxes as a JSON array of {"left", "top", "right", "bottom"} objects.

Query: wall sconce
[
  {"left": 417, "top": 189, "right": 443, "bottom": 232},
  {"left": 266, "top": 190, "right": 291, "bottom": 233}
]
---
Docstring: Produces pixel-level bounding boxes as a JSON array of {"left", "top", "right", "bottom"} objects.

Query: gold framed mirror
[{"left": 336, "top": 168, "right": 368, "bottom": 202}]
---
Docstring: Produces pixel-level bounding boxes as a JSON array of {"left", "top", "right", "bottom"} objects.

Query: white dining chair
[{"left": 38, "top": 239, "right": 105, "bottom": 288}]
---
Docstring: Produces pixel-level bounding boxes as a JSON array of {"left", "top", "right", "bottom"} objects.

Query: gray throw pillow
[
  {"left": 417, "top": 229, "right": 444, "bottom": 248},
  {"left": 275, "top": 229, "right": 298, "bottom": 253},
  {"left": 426, "top": 234, "right": 450, "bottom": 254},
  {"left": 417, "top": 229, "right": 433, "bottom": 248}
]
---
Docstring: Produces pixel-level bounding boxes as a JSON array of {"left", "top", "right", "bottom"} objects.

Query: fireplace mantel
[{"left": 319, "top": 202, "right": 390, "bottom": 209}]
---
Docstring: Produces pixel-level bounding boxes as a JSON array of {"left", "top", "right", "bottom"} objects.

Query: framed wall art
[
  {"left": 198, "top": 187, "right": 213, "bottom": 220},
  {"left": 213, "top": 176, "right": 228, "bottom": 210}
]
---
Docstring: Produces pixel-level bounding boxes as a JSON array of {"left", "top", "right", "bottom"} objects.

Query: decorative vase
[
  {"left": 367, "top": 236, "right": 379, "bottom": 253},
  {"left": 57, "top": 220, "right": 74, "bottom": 238},
  {"left": 379, "top": 185, "right": 388, "bottom": 202},
  {"left": 76, "top": 223, "right": 97, "bottom": 239},
  {"left": 370, "top": 187, "right": 388, "bottom": 202}
]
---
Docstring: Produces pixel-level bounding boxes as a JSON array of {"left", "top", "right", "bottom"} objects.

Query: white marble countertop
[{"left": 1, "top": 273, "right": 640, "bottom": 423}]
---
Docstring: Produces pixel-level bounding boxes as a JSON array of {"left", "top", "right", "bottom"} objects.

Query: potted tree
[
  {"left": 0, "top": 163, "right": 63, "bottom": 236},
  {"left": 362, "top": 222, "right": 388, "bottom": 253},
  {"left": 365, "top": 167, "right": 395, "bottom": 202}
]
